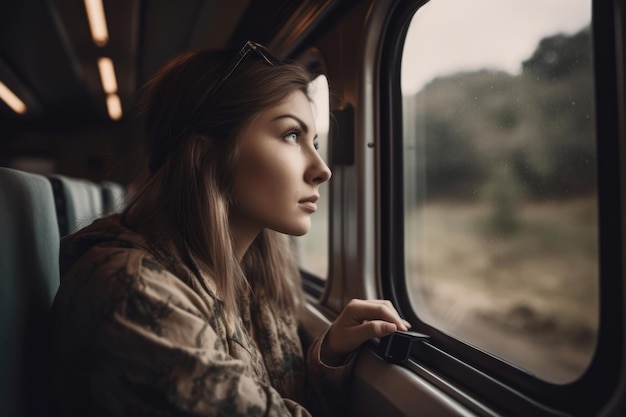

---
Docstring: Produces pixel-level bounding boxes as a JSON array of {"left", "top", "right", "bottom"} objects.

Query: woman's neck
[{"left": 229, "top": 218, "right": 262, "bottom": 262}]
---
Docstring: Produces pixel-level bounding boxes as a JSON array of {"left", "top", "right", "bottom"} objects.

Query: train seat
[
  {"left": 48, "top": 174, "right": 106, "bottom": 236},
  {"left": 0, "top": 167, "right": 60, "bottom": 417},
  {"left": 101, "top": 180, "right": 126, "bottom": 214}
]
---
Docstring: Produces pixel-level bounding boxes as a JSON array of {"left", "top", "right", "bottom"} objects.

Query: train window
[
  {"left": 400, "top": 0, "right": 595, "bottom": 383},
  {"left": 296, "top": 74, "right": 330, "bottom": 279}
]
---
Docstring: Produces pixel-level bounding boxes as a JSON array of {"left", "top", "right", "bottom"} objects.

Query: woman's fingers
[
  {"left": 366, "top": 300, "right": 412, "bottom": 329},
  {"left": 345, "top": 299, "right": 409, "bottom": 332},
  {"left": 349, "top": 319, "right": 397, "bottom": 341},
  {"left": 321, "top": 299, "right": 412, "bottom": 364}
]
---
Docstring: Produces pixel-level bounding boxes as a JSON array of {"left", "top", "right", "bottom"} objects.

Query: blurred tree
[
  {"left": 406, "top": 25, "right": 595, "bottom": 199},
  {"left": 522, "top": 27, "right": 592, "bottom": 80}
]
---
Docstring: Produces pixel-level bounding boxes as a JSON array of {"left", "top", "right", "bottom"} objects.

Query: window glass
[
  {"left": 401, "top": 0, "right": 596, "bottom": 383},
  {"left": 296, "top": 74, "right": 330, "bottom": 278}
]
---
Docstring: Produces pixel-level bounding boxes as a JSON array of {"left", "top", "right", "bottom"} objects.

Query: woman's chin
[{"left": 274, "top": 220, "right": 311, "bottom": 236}]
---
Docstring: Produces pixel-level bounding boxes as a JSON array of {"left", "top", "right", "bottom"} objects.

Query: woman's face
[{"left": 230, "top": 89, "right": 331, "bottom": 238}]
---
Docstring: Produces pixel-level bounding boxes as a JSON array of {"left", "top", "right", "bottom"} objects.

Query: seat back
[
  {"left": 48, "top": 174, "right": 105, "bottom": 236},
  {"left": 0, "top": 167, "right": 60, "bottom": 417},
  {"left": 101, "top": 180, "right": 126, "bottom": 214}
]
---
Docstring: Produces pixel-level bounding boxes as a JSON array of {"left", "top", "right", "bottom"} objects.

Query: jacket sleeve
[
  {"left": 305, "top": 327, "right": 358, "bottom": 417},
  {"left": 52, "top": 248, "right": 312, "bottom": 417}
]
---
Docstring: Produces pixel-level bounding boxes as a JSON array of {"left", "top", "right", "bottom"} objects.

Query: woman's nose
[{"left": 307, "top": 151, "right": 332, "bottom": 185}]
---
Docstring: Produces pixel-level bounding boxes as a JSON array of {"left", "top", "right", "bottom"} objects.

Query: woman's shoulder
[
  {"left": 55, "top": 239, "right": 158, "bottom": 312},
  {"left": 59, "top": 214, "right": 145, "bottom": 275},
  {"left": 55, "top": 218, "right": 218, "bottom": 321},
  {"left": 58, "top": 214, "right": 160, "bottom": 291}
]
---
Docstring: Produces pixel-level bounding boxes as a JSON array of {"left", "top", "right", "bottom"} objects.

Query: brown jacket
[{"left": 50, "top": 215, "right": 353, "bottom": 416}]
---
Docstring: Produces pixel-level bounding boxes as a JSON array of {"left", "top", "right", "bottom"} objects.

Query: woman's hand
[{"left": 320, "top": 299, "right": 411, "bottom": 366}]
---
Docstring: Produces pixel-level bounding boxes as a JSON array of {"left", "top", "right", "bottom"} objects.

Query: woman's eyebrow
[
  {"left": 271, "top": 114, "right": 310, "bottom": 133},
  {"left": 271, "top": 114, "right": 319, "bottom": 140}
]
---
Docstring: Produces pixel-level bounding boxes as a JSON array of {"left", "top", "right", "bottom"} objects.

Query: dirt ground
[{"left": 405, "top": 197, "right": 598, "bottom": 384}]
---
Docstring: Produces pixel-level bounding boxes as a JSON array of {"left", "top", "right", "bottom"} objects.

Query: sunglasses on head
[
  {"left": 219, "top": 41, "right": 282, "bottom": 88},
  {"left": 190, "top": 41, "right": 282, "bottom": 121},
  {"left": 149, "top": 41, "right": 282, "bottom": 173}
]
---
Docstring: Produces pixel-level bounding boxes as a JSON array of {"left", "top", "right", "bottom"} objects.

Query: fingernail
[
  {"left": 402, "top": 320, "right": 412, "bottom": 329},
  {"left": 385, "top": 323, "right": 397, "bottom": 333}
]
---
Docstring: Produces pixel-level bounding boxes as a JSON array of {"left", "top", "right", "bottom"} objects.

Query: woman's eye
[{"left": 285, "top": 131, "right": 300, "bottom": 143}]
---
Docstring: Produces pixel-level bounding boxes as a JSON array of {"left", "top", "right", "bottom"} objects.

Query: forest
[{"left": 404, "top": 25, "right": 595, "bottom": 201}]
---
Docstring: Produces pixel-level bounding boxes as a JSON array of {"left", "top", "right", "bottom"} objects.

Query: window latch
[{"left": 378, "top": 331, "right": 430, "bottom": 365}]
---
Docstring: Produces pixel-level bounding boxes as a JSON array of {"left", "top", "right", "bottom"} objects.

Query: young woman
[{"left": 50, "top": 41, "right": 409, "bottom": 417}]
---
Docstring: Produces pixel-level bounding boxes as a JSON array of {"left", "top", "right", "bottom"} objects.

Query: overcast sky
[{"left": 401, "top": 0, "right": 591, "bottom": 95}]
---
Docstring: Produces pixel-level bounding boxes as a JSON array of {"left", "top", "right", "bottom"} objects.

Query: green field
[{"left": 405, "top": 197, "right": 598, "bottom": 383}]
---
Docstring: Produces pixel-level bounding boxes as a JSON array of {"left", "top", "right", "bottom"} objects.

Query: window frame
[{"left": 378, "top": 0, "right": 624, "bottom": 415}]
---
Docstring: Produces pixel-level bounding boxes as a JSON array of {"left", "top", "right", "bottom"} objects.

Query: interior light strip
[
  {"left": 0, "top": 81, "right": 27, "bottom": 114},
  {"left": 106, "top": 94, "right": 122, "bottom": 120},
  {"left": 84, "top": 0, "right": 109, "bottom": 47},
  {"left": 97, "top": 57, "right": 118, "bottom": 94}
]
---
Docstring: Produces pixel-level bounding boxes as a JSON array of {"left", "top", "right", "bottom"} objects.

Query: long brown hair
[{"left": 124, "top": 46, "right": 311, "bottom": 316}]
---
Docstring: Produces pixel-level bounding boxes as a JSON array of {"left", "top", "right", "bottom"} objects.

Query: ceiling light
[
  {"left": 0, "top": 81, "right": 27, "bottom": 114},
  {"left": 84, "top": 0, "right": 109, "bottom": 47},
  {"left": 106, "top": 94, "right": 122, "bottom": 120},
  {"left": 97, "top": 57, "right": 118, "bottom": 94}
]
